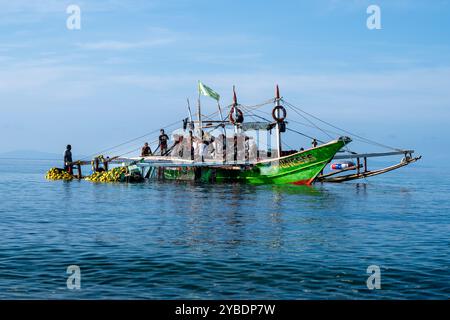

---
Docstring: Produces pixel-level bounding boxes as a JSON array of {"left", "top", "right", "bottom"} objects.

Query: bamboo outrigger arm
[
  {"left": 333, "top": 150, "right": 415, "bottom": 160},
  {"left": 317, "top": 154, "right": 422, "bottom": 183}
]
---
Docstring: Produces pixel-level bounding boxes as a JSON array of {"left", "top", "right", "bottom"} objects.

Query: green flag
[{"left": 198, "top": 81, "right": 220, "bottom": 101}]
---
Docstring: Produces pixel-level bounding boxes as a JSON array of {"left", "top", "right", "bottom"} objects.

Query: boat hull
[{"left": 161, "top": 137, "right": 350, "bottom": 185}]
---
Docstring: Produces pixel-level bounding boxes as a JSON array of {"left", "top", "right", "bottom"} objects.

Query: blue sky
[{"left": 0, "top": 0, "right": 449, "bottom": 162}]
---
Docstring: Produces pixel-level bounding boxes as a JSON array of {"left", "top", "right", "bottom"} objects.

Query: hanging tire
[
  {"left": 229, "top": 106, "right": 244, "bottom": 124},
  {"left": 272, "top": 105, "right": 287, "bottom": 122}
]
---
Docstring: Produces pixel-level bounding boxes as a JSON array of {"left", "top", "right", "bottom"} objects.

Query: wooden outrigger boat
[
  {"left": 90, "top": 83, "right": 418, "bottom": 185},
  {"left": 60, "top": 83, "right": 419, "bottom": 185},
  {"left": 127, "top": 136, "right": 351, "bottom": 185}
]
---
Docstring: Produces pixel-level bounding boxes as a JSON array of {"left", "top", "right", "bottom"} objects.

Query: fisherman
[
  {"left": 170, "top": 135, "right": 183, "bottom": 158},
  {"left": 141, "top": 142, "right": 152, "bottom": 157},
  {"left": 192, "top": 136, "right": 200, "bottom": 161},
  {"left": 248, "top": 137, "right": 257, "bottom": 161},
  {"left": 177, "top": 135, "right": 184, "bottom": 158},
  {"left": 200, "top": 138, "right": 209, "bottom": 162},
  {"left": 312, "top": 139, "right": 318, "bottom": 148},
  {"left": 158, "top": 129, "right": 169, "bottom": 156},
  {"left": 64, "top": 144, "right": 73, "bottom": 174},
  {"left": 210, "top": 136, "right": 217, "bottom": 159},
  {"left": 244, "top": 136, "right": 250, "bottom": 161},
  {"left": 188, "top": 131, "right": 195, "bottom": 160}
]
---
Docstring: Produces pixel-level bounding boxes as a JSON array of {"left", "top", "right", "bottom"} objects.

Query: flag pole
[{"left": 197, "top": 81, "right": 202, "bottom": 138}]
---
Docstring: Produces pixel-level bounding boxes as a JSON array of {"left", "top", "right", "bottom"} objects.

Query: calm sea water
[{"left": 0, "top": 159, "right": 448, "bottom": 299}]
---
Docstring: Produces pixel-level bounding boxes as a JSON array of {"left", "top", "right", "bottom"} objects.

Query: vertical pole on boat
[
  {"left": 187, "top": 98, "right": 193, "bottom": 126},
  {"left": 232, "top": 86, "right": 238, "bottom": 135},
  {"left": 275, "top": 85, "right": 282, "bottom": 158},
  {"left": 232, "top": 86, "right": 238, "bottom": 163},
  {"left": 197, "top": 88, "right": 202, "bottom": 139},
  {"left": 217, "top": 101, "right": 227, "bottom": 138},
  {"left": 256, "top": 129, "right": 260, "bottom": 159},
  {"left": 217, "top": 100, "right": 228, "bottom": 164}
]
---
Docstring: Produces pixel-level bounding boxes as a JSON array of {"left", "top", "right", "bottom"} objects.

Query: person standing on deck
[
  {"left": 192, "top": 137, "right": 200, "bottom": 161},
  {"left": 141, "top": 142, "right": 152, "bottom": 157},
  {"left": 188, "top": 130, "right": 195, "bottom": 160},
  {"left": 312, "top": 139, "right": 318, "bottom": 148},
  {"left": 158, "top": 129, "right": 169, "bottom": 156},
  {"left": 217, "top": 134, "right": 226, "bottom": 162},
  {"left": 64, "top": 144, "right": 73, "bottom": 174},
  {"left": 210, "top": 136, "right": 217, "bottom": 159}
]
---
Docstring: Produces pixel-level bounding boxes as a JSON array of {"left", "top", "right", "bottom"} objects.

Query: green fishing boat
[
  {"left": 160, "top": 137, "right": 350, "bottom": 185},
  {"left": 68, "top": 83, "right": 419, "bottom": 185},
  {"left": 122, "top": 84, "right": 352, "bottom": 185}
]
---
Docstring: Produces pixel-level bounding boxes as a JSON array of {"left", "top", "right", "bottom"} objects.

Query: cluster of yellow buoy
[
  {"left": 45, "top": 168, "right": 73, "bottom": 181},
  {"left": 84, "top": 166, "right": 127, "bottom": 183}
]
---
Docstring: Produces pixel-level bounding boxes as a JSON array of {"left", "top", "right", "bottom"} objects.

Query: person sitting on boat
[
  {"left": 312, "top": 139, "right": 318, "bottom": 148},
  {"left": 158, "top": 129, "right": 169, "bottom": 156},
  {"left": 141, "top": 142, "right": 152, "bottom": 157},
  {"left": 248, "top": 137, "right": 257, "bottom": 161},
  {"left": 216, "top": 134, "right": 226, "bottom": 161},
  {"left": 170, "top": 135, "right": 183, "bottom": 158},
  {"left": 192, "top": 137, "right": 200, "bottom": 161},
  {"left": 64, "top": 144, "right": 73, "bottom": 174},
  {"left": 210, "top": 136, "right": 217, "bottom": 159},
  {"left": 200, "top": 138, "right": 210, "bottom": 161}
]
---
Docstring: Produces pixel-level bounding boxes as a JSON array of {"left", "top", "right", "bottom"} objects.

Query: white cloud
[
  {"left": 77, "top": 38, "right": 175, "bottom": 50},
  {"left": 0, "top": 0, "right": 154, "bottom": 14},
  {"left": 0, "top": 0, "right": 66, "bottom": 13},
  {"left": 0, "top": 0, "right": 158, "bottom": 26},
  {"left": 1, "top": 60, "right": 448, "bottom": 156},
  {"left": 1, "top": 52, "right": 449, "bottom": 123},
  {"left": 75, "top": 27, "right": 179, "bottom": 51}
]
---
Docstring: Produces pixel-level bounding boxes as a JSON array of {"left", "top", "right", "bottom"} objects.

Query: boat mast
[
  {"left": 275, "top": 85, "right": 282, "bottom": 158},
  {"left": 232, "top": 86, "right": 238, "bottom": 164},
  {"left": 197, "top": 83, "right": 202, "bottom": 138},
  {"left": 232, "top": 86, "right": 238, "bottom": 135},
  {"left": 187, "top": 98, "right": 193, "bottom": 126}
]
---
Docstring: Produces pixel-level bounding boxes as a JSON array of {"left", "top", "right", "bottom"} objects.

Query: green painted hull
[{"left": 161, "top": 137, "right": 350, "bottom": 185}]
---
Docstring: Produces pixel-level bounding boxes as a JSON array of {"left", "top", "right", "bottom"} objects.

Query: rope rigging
[
  {"left": 80, "top": 119, "right": 181, "bottom": 161},
  {"left": 239, "top": 106, "right": 326, "bottom": 144},
  {"left": 281, "top": 99, "right": 403, "bottom": 152},
  {"left": 82, "top": 93, "right": 403, "bottom": 161}
]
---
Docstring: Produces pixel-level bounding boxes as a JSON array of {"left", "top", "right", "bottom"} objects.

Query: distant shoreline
[{"left": 0, "top": 157, "right": 60, "bottom": 161}]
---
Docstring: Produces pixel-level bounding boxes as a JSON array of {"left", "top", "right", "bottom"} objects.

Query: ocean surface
[{"left": 0, "top": 158, "right": 448, "bottom": 299}]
